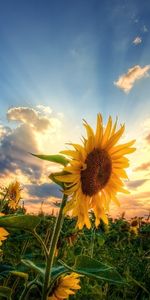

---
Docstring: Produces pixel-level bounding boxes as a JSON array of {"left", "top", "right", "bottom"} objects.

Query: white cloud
[
  {"left": 114, "top": 65, "right": 150, "bottom": 93},
  {"left": 143, "top": 25, "right": 148, "bottom": 32},
  {"left": 0, "top": 106, "right": 66, "bottom": 183},
  {"left": 133, "top": 36, "right": 142, "bottom": 45},
  {"left": 7, "top": 107, "right": 51, "bottom": 132},
  {"left": 36, "top": 105, "right": 52, "bottom": 115}
]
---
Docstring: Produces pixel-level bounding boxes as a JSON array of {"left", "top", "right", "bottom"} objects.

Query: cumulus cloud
[
  {"left": 22, "top": 182, "right": 62, "bottom": 214},
  {"left": 0, "top": 125, "right": 11, "bottom": 139},
  {"left": 7, "top": 107, "right": 51, "bottom": 132},
  {"left": 114, "top": 65, "right": 150, "bottom": 93},
  {"left": 133, "top": 36, "right": 142, "bottom": 45},
  {"left": 134, "top": 162, "right": 150, "bottom": 172},
  {"left": 26, "top": 183, "right": 62, "bottom": 199},
  {"left": 36, "top": 105, "right": 52, "bottom": 115},
  {"left": 0, "top": 106, "right": 64, "bottom": 182}
]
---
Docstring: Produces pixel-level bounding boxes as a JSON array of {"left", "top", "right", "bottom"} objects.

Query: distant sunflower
[
  {"left": 0, "top": 227, "right": 9, "bottom": 246},
  {"left": 0, "top": 213, "right": 9, "bottom": 246},
  {"left": 7, "top": 181, "right": 21, "bottom": 209},
  {"left": 130, "top": 218, "right": 139, "bottom": 235},
  {"left": 48, "top": 273, "right": 81, "bottom": 300},
  {"left": 56, "top": 114, "right": 136, "bottom": 229}
]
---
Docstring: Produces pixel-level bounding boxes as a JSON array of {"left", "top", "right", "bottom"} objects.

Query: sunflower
[
  {"left": 48, "top": 273, "right": 81, "bottom": 300},
  {"left": 130, "top": 218, "right": 139, "bottom": 235},
  {"left": 56, "top": 114, "right": 136, "bottom": 229},
  {"left": 0, "top": 227, "right": 9, "bottom": 246},
  {"left": 0, "top": 213, "right": 9, "bottom": 246},
  {"left": 7, "top": 181, "right": 21, "bottom": 209}
]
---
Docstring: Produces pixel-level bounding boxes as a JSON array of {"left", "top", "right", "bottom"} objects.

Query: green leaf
[
  {"left": 31, "top": 153, "right": 69, "bottom": 166},
  {"left": 0, "top": 215, "right": 41, "bottom": 232},
  {"left": 51, "top": 265, "right": 67, "bottom": 279},
  {"left": 59, "top": 255, "right": 125, "bottom": 284},
  {"left": 0, "top": 286, "right": 12, "bottom": 299},
  {"left": 21, "top": 259, "right": 45, "bottom": 277},
  {"left": 10, "top": 271, "right": 29, "bottom": 281},
  {"left": 0, "top": 265, "right": 14, "bottom": 273},
  {"left": 96, "top": 234, "right": 105, "bottom": 246},
  {"left": 0, "top": 265, "right": 14, "bottom": 278}
]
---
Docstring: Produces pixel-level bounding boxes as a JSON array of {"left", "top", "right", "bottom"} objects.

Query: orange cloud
[
  {"left": 126, "top": 179, "right": 149, "bottom": 189},
  {"left": 134, "top": 162, "right": 150, "bottom": 171},
  {"left": 145, "top": 133, "right": 150, "bottom": 143},
  {"left": 110, "top": 190, "right": 150, "bottom": 219},
  {"left": 114, "top": 65, "right": 150, "bottom": 93}
]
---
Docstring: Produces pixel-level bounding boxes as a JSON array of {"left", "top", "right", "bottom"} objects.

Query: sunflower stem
[{"left": 42, "top": 194, "right": 68, "bottom": 300}]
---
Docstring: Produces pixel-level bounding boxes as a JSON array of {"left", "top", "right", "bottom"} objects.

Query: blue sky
[
  {"left": 0, "top": 0, "right": 150, "bottom": 126},
  {"left": 0, "top": 0, "right": 150, "bottom": 217}
]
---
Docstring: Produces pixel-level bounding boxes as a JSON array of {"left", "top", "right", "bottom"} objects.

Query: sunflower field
[
  {"left": 0, "top": 213, "right": 150, "bottom": 300},
  {"left": 0, "top": 114, "right": 150, "bottom": 300}
]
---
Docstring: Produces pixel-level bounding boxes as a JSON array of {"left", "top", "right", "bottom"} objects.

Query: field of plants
[
  {"left": 0, "top": 206, "right": 150, "bottom": 300},
  {"left": 0, "top": 115, "right": 150, "bottom": 300}
]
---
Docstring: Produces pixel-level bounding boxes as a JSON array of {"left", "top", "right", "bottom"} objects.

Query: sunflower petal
[
  {"left": 109, "top": 140, "right": 136, "bottom": 155},
  {"left": 83, "top": 120, "right": 95, "bottom": 139},
  {"left": 105, "top": 124, "right": 125, "bottom": 150},
  {"left": 101, "top": 116, "right": 112, "bottom": 147},
  {"left": 95, "top": 113, "right": 103, "bottom": 147}
]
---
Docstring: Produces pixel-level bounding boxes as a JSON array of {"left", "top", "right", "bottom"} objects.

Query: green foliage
[
  {"left": 0, "top": 215, "right": 150, "bottom": 300},
  {"left": 0, "top": 286, "right": 12, "bottom": 299},
  {"left": 0, "top": 215, "right": 41, "bottom": 232},
  {"left": 59, "top": 255, "right": 124, "bottom": 284}
]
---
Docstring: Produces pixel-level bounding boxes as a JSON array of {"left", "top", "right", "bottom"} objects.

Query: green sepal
[
  {"left": 59, "top": 255, "right": 125, "bottom": 284},
  {"left": 49, "top": 171, "right": 70, "bottom": 188},
  {"left": 0, "top": 286, "right": 12, "bottom": 299},
  {"left": 0, "top": 215, "right": 41, "bottom": 232},
  {"left": 31, "top": 153, "right": 69, "bottom": 166}
]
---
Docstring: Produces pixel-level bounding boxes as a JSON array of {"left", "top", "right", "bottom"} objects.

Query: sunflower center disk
[{"left": 81, "top": 149, "right": 112, "bottom": 196}]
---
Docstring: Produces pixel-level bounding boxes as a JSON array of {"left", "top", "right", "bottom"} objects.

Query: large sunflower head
[
  {"left": 56, "top": 114, "right": 136, "bottom": 229},
  {"left": 7, "top": 181, "right": 21, "bottom": 210},
  {"left": 48, "top": 273, "right": 81, "bottom": 300}
]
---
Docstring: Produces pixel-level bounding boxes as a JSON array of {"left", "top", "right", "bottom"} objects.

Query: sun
[{"left": 56, "top": 114, "right": 136, "bottom": 229}]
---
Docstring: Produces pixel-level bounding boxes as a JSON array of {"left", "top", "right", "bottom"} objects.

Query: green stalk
[
  {"left": 42, "top": 194, "right": 68, "bottom": 300},
  {"left": 32, "top": 230, "right": 49, "bottom": 260}
]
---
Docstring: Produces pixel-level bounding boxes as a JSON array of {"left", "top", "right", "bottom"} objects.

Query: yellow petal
[
  {"left": 110, "top": 117, "right": 118, "bottom": 136},
  {"left": 60, "top": 150, "right": 81, "bottom": 160},
  {"left": 55, "top": 174, "right": 80, "bottom": 183},
  {"left": 101, "top": 116, "right": 112, "bottom": 147},
  {"left": 85, "top": 136, "right": 95, "bottom": 153},
  {"left": 111, "top": 194, "right": 120, "bottom": 206},
  {"left": 111, "top": 147, "right": 136, "bottom": 158},
  {"left": 112, "top": 168, "right": 128, "bottom": 179},
  {"left": 68, "top": 143, "right": 86, "bottom": 160},
  {"left": 105, "top": 124, "right": 125, "bottom": 150},
  {"left": 109, "top": 140, "right": 135, "bottom": 155},
  {"left": 95, "top": 113, "right": 103, "bottom": 147},
  {"left": 83, "top": 119, "right": 95, "bottom": 139}
]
